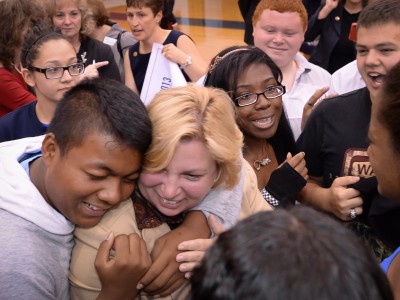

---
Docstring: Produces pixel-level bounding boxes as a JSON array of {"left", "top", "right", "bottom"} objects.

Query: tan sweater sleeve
[{"left": 239, "top": 160, "right": 273, "bottom": 220}]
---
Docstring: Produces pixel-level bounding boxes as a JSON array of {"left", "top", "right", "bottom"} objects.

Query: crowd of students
[{"left": 1, "top": 0, "right": 400, "bottom": 299}]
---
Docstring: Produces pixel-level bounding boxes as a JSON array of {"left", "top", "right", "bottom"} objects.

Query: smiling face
[
  {"left": 253, "top": 9, "right": 305, "bottom": 69},
  {"left": 52, "top": 0, "right": 82, "bottom": 41},
  {"left": 356, "top": 22, "right": 400, "bottom": 103},
  {"left": 40, "top": 132, "right": 142, "bottom": 228},
  {"left": 234, "top": 63, "right": 283, "bottom": 140},
  {"left": 23, "top": 39, "right": 80, "bottom": 106},
  {"left": 126, "top": 5, "right": 162, "bottom": 42},
  {"left": 138, "top": 138, "right": 218, "bottom": 217},
  {"left": 367, "top": 102, "right": 400, "bottom": 200}
]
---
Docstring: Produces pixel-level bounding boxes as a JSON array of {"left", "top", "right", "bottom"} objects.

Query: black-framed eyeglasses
[
  {"left": 233, "top": 85, "right": 286, "bottom": 107},
  {"left": 28, "top": 62, "right": 85, "bottom": 79}
]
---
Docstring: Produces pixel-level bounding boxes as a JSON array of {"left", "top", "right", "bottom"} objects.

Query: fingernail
[
  {"left": 154, "top": 295, "right": 160, "bottom": 299},
  {"left": 178, "top": 244, "right": 185, "bottom": 250},
  {"left": 136, "top": 283, "right": 143, "bottom": 290},
  {"left": 106, "top": 232, "right": 114, "bottom": 240}
]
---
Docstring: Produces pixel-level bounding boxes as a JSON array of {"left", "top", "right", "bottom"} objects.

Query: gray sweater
[{"left": 0, "top": 136, "right": 74, "bottom": 299}]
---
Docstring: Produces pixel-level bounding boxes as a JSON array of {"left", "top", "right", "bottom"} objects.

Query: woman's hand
[
  {"left": 325, "top": 0, "right": 340, "bottom": 10},
  {"left": 162, "top": 43, "right": 188, "bottom": 66},
  {"left": 319, "top": 0, "right": 340, "bottom": 19},
  {"left": 301, "top": 86, "right": 330, "bottom": 130},
  {"left": 80, "top": 61, "right": 109, "bottom": 81},
  {"left": 176, "top": 215, "right": 225, "bottom": 279},
  {"left": 137, "top": 211, "right": 209, "bottom": 297},
  {"left": 284, "top": 152, "right": 308, "bottom": 181}
]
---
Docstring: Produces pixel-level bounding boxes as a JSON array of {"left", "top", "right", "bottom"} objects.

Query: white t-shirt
[
  {"left": 330, "top": 60, "right": 366, "bottom": 95},
  {"left": 283, "top": 53, "right": 332, "bottom": 140}
]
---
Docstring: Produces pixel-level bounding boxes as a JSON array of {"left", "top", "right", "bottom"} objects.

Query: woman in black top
[
  {"left": 47, "top": 0, "right": 121, "bottom": 82},
  {"left": 124, "top": 0, "right": 207, "bottom": 94},
  {"left": 305, "top": 0, "right": 368, "bottom": 73}
]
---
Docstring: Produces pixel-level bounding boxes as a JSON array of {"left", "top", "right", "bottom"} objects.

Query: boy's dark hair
[
  {"left": 379, "top": 62, "right": 400, "bottom": 155},
  {"left": 189, "top": 206, "right": 394, "bottom": 300},
  {"left": 47, "top": 78, "right": 152, "bottom": 156},
  {"left": 20, "top": 20, "right": 65, "bottom": 68},
  {"left": 357, "top": 0, "right": 400, "bottom": 30}
]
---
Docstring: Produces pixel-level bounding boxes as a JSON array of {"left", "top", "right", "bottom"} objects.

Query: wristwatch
[{"left": 180, "top": 56, "right": 192, "bottom": 69}]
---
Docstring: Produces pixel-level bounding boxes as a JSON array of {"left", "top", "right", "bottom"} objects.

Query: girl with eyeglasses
[
  {"left": 0, "top": 21, "right": 89, "bottom": 142},
  {"left": 204, "top": 45, "right": 308, "bottom": 208}
]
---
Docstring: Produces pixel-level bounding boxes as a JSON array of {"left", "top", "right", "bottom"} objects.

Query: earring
[{"left": 214, "top": 169, "right": 221, "bottom": 182}]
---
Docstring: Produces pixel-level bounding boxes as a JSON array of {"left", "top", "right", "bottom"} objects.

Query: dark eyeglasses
[
  {"left": 233, "top": 85, "right": 286, "bottom": 107},
  {"left": 28, "top": 62, "right": 85, "bottom": 79}
]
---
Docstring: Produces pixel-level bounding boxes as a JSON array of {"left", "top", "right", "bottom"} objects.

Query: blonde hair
[
  {"left": 45, "top": 0, "right": 96, "bottom": 37},
  {"left": 252, "top": 0, "right": 308, "bottom": 32},
  {"left": 145, "top": 85, "right": 243, "bottom": 189}
]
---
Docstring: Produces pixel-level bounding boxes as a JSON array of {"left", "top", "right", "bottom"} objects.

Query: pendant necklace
[
  {"left": 253, "top": 156, "right": 271, "bottom": 171},
  {"left": 245, "top": 142, "right": 271, "bottom": 171}
]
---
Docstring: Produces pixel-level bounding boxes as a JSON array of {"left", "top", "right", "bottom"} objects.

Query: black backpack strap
[{"left": 116, "top": 30, "right": 126, "bottom": 61}]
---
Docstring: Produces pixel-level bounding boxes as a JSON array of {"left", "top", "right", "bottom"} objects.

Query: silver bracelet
[
  {"left": 180, "top": 56, "right": 192, "bottom": 69},
  {"left": 261, "top": 188, "right": 279, "bottom": 207}
]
